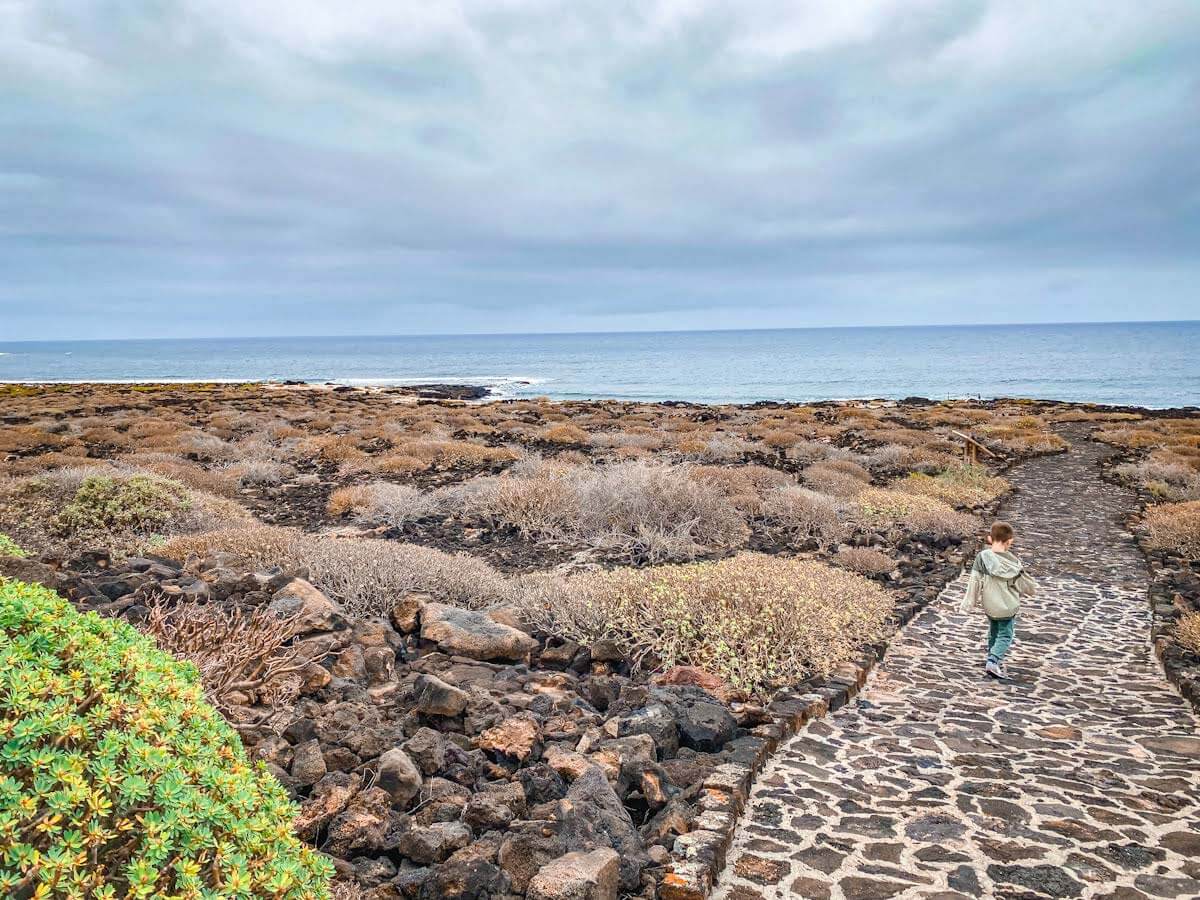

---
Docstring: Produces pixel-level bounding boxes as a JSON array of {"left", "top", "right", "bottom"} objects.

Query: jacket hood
[{"left": 978, "top": 548, "right": 1023, "bottom": 579}]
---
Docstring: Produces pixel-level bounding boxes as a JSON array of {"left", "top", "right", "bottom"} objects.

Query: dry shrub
[
  {"left": 391, "top": 439, "right": 517, "bottom": 469},
  {"left": 125, "top": 452, "right": 239, "bottom": 497},
  {"left": 446, "top": 462, "right": 578, "bottom": 537},
  {"left": 0, "top": 425, "right": 69, "bottom": 454},
  {"left": 855, "top": 487, "right": 977, "bottom": 538},
  {"left": 865, "top": 444, "right": 906, "bottom": 469},
  {"left": 867, "top": 427, "right": 939, "bottom": 449},
  {"left": 0, "top": 467, "right": 253, "bottom": 556},
  {"left": 159, "top": 526, "right": 507, "bottom": 616},
  {"left": 689, "top": 465, "right": 792, "bottom": 515},
  {"left": 1176, "top": 612, "right": 1200, "bottom": 654},
  {"left": 759, "top": 429, "right": 803, "bottom": 449},
  {"left": 761, "top": 486, "right": 844, "bottom": 543},
  {"left": 1051, "top": 410, "right": 1142, "bottom": 423},
  {"left": 143, "top": 596, "right": 309, "bottom": 720},
  {"left": 1, "top": 451, "right": 106, "bottom": 477},
  {"left": 1143, "top": 500, "right": 1200, "bottom": 558},
  {"left": 221, "top": 458, "right": 295, "bottom": 487},
  {"left": 588, "top": 430, "right": 664, "bottom": 451},
  {"left": 803, "top": 460, "right": 871, "bottom": 497},
  {"left": 327, "top": 484, "right": 373, "bottom": 517},
  {"left": 898, "top": 465, "right": 1010, "bottom": 508},
  {"left": 1114, "top": 458, "right": 1200, "bottom": 501},
  {"left": 328, "top": 481, "right": 440, "bottom": 526},
  {"left": 79, "top": 425, "right": 134, "bottom": 450},
  {"left": 127, "top": 418, "right": 184, "bottom": 439},
  {"left": 517, "top": 554, "right": 892, "bottom": 697},
  {"left": 144, "top": 430, "right": 238, "bottom": 462},
  {"left": 330, "top": 882, "right": 367, "bottom": 900},
  {"left": 980, "top": 424, "right": 1068, "bottom": 455},
  {"left": 371, "top": 453, "right": 428, "bottom": 474},
  {"left": 298, "top": 434, "right": 369, "bottom": 466},
  {"left": 783, "top": 439, "right": 832, "bottom": 464},
  {"left": 1094, "top": 427, "right": 1163, "bottom": 450},
  {"left": 698, "top": 434, "right": 752, "bottom": 461},
  {"left": 449, "top": 459, "right": 748, "bottom": 563},
  {"left": 834, "top": 546, "right": 896, "bottom": 576},
  {"left": 541, "top": 424, "right": 589, "bottom": 444}
]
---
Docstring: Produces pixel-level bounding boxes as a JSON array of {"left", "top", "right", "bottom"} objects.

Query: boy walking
[{"left": 959, "top": 521, "right": 1038, "bottom": 679}]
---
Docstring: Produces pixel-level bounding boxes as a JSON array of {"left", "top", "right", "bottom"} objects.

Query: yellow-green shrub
[
  {"left": 0, "top": 469, "right": 252, "bottom": 557},
  {"left": 0, "top": 578, "right": 332, "bottom": 897},
  {"left": 517, "top": 554, "right": 892, "bottom": 697},
  {"left": 54, "top": 473, "right": 192, "bottom": 534},
  {"left": 0, "top": 535, "right": 25, "bottom": 558},
  {"left": 855, "top": 487, "right": 977, "bottom": 537},
  {"left": 898, "top": 466, "right": 1010, "bottom": 508}
]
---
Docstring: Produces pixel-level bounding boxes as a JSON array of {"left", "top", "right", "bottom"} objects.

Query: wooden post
[{"left": 951, "top": 430, "right": 995, "bottom": 466}]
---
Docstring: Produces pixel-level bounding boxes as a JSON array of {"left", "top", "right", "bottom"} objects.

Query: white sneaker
[{"left": 985, "top": 658, "right": 1008, "bottom": 679}]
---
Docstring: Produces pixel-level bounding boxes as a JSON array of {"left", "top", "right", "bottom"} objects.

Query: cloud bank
[{"left": 2, "top": 0, "right": 1198, "bottom": 338}]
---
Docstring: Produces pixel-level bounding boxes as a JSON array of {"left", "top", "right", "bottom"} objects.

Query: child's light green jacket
[{"left": 958, "top": 548, "right": 1038, "bottom": 619}]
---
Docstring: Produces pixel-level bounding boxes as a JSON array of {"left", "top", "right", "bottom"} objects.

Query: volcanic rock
[{"left": 420, "top": 603, "right": 538, "bottom": 661}]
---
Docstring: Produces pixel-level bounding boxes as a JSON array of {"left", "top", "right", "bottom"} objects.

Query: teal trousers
[{"left": 987, "top": 616, "right": 1016, "bottom": 661}]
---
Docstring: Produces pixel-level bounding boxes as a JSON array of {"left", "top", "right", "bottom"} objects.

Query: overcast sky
[{"left": 2, "top": 1, "right": 1198, "bottom": 340}]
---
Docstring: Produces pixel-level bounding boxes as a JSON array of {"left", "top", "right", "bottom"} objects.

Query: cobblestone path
[{"left": 715, "top": 429, "right": 1200, "bottom": 900}]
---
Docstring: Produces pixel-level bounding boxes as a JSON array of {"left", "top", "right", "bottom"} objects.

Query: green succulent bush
[
  {"left": 0, "top": 578, "right": 332, "bottom": 899},
  {"left": 0, "top": 535, "right": 26, "bottom": 558}
]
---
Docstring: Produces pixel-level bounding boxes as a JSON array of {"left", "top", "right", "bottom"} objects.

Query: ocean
[{"left": 1, "top": 322, "right": 1196, "bottom": 408}]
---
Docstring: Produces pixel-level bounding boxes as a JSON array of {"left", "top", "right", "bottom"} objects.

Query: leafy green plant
[
  {"left": 0, "top": 535, "right": 25, "bottom": 558},
  {"left": 53, "top": 474, "right": 192, "bottom": 535},
  {"left": 0, "top": 578, "right": 333, "bottom": 898}
]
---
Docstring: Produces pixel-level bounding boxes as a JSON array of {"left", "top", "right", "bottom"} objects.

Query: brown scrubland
[{"left": 5, "top": 381, "right": 1184, "bottom": 898}]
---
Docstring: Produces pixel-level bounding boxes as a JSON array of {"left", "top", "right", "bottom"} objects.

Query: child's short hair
[{"left": 990, "top": 521, "right": 1014, "bottom": 544}]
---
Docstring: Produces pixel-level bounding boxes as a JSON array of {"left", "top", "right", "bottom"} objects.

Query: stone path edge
[
  {"left": 1132, "top": 514, "right": 1200, "bottom": 714},
  {"left": 1098, "top": 441, "right": 1200, "bottom": 715},
  {"left": 659, "top": 554, "right": 965, "bottom": 900}
]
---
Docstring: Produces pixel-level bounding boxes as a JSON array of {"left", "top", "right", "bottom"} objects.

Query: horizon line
[{"left": 2, "top": 317, "right": 1197, "bottom": 345}]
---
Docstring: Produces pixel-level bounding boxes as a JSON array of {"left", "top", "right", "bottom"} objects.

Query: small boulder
[
  {"left": 269, "top": 578, "right": 343, "bottom": 633},
  {"left": 296, "top": 772, "right": 362, "bottom": 841},
  {"left": 462, "top": 793, "right": 515, "bottom": 832},
  {"left": 414, "top": 673, "right": 470, "bottom": 717},
  {"left": 391, "top": 592, "right": 427, "bottom": 633},
  {"left": 499, "top": 829, "right": 567, "bottom": 894},
  {"left": 654, "top": 686, "right": 737, "bottom": 752},
  {"left": 477, "top": 712, "right": 541, "bottom": 761},
  {"left": 290, "top": 739, "right": 327, "bottom": 787},
  {"left": 603, "top": 703, "right": 678, "bottom": 758},
  {"left": 398, "top": 820, "right": 471, "bottom": 865},
  {"left": 527, "top": 849, "right": 620, "bottom": 900},
  {"left": 376, "top": 747, "right": 423, "bottom": 809},
  {"left": 404, "top": 727, "right": 447, "bottom": 775},
  {"left": 557, "top": 767, "right": 647, "bottom": 892},
  {"left": 421, "top": 603, "right": 538, "bottom": 661},
  {"left": 331, "top": 644, "right": 367, "bottom": 681},
  {"left": 324, "top": 786, "right": 394, "bottom": 857},
  {"left": 653, "top": 666, "right": 736, "bottom": 703},
  {"left": 424, "top": 842, "right": 504, "bottom": 899}
]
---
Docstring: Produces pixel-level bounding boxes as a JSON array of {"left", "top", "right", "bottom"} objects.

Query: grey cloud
[{"left": 1, "top": 1, "right": 1198, "bottom": 339}]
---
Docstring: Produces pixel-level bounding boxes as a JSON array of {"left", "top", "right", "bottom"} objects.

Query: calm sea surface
[{"left": 1, "top": 323, "right": 1196, "bottom": 408}]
